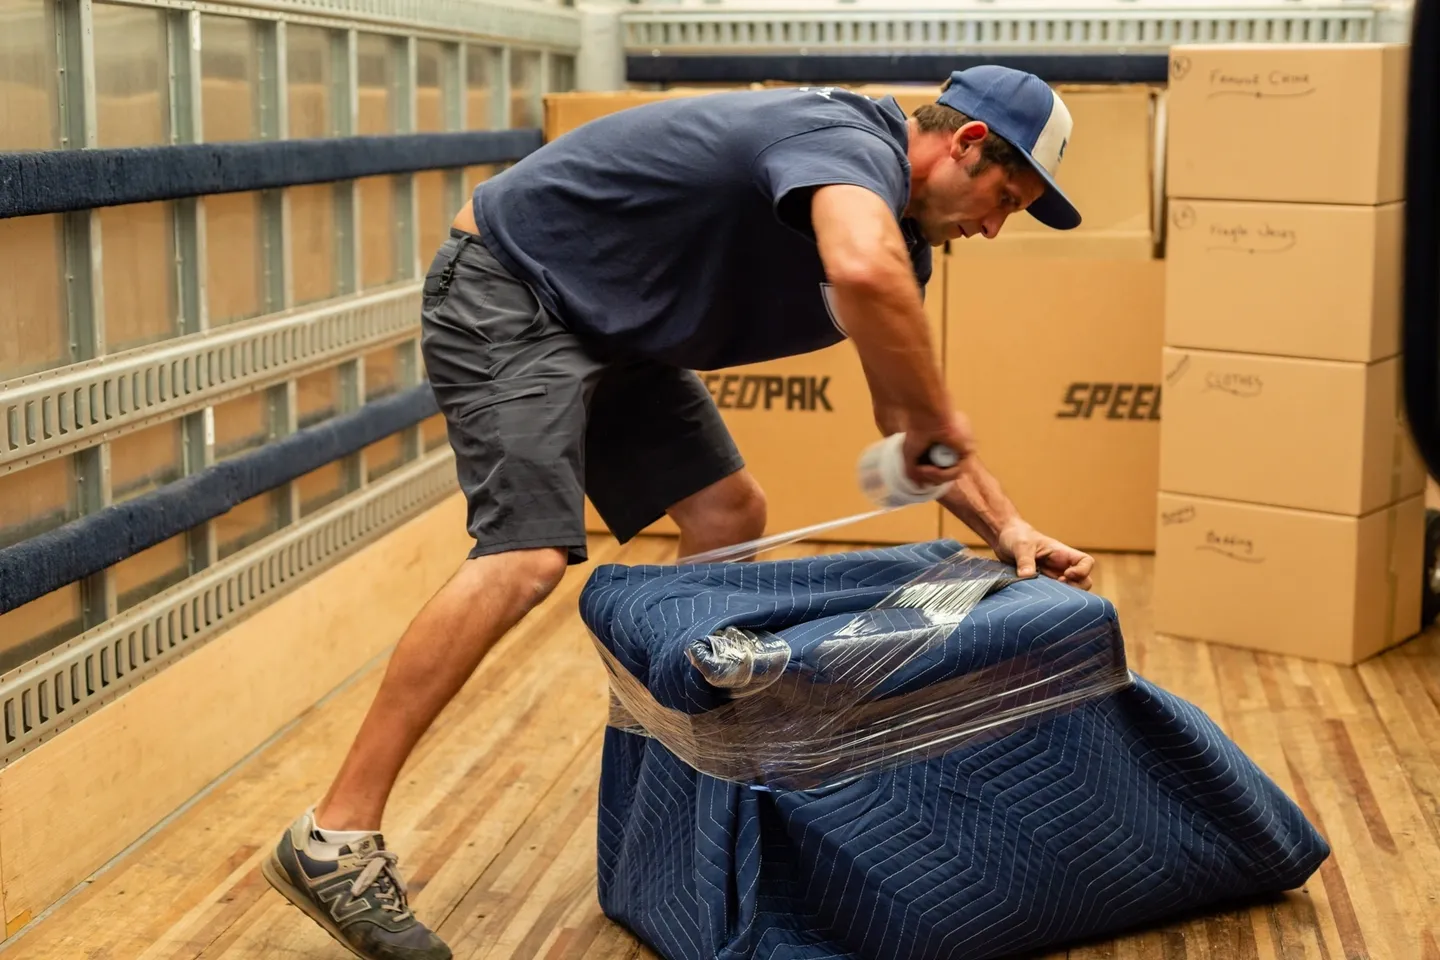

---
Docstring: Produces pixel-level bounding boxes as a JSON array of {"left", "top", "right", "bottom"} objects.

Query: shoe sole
[{"left": 261, "top": 852, "right": 373, "bottom": 960}]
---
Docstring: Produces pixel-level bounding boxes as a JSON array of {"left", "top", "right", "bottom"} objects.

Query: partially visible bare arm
[
  {"left": 937, "top": 455, "right": 1022, "bottom": 550},
  {"left": 810, "top": 184, "right": 972, "bottom": 483},
  {"left": 940, "top": 455, "right": 1096, "bottom": 589},
  {"left": 807, "top": 186, "right": 1094, "bottom": 586}
]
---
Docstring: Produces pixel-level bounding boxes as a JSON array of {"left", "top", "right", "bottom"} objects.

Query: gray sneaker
[{"left": 262, "top": 811, "right": 452, "bottom": 960}]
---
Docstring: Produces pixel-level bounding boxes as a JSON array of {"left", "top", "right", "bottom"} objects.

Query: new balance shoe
[{"left": 262, "top": 811, "right": 452, "bottom": 960}]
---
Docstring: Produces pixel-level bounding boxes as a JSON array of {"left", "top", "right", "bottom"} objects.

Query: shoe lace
[{"left": 350, "top": 849, "right": 412, "bottom": 918}]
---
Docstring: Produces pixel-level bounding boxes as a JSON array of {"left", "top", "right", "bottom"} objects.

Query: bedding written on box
[{"left": 1155, "top": 492, "right": 1424, "bottom": 664}]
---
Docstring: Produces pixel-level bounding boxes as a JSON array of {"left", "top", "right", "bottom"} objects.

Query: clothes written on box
[
  {"left": 944, "top": 251, "right": 1165, "bottom": 552},
  {"left": 1154, "top": 492, "right": 1424, "bottom": 664},
  {"left": 1165, "top": 43, "right": 1408, "bottom": 205},
  {"left": 1164, "top": 199, "right": 1403, "bottom": 362},
  {"left": 1158, "top": 347, "right": 1425, "bottom": 515}
]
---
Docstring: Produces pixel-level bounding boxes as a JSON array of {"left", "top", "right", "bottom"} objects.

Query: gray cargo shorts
[{"left": 420, "top": 228, "right": 745, "bottom": 564}]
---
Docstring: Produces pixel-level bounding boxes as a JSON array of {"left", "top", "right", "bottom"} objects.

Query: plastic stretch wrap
[{"left": 590, "top": 549, "right": 1134, "bottom": 791}]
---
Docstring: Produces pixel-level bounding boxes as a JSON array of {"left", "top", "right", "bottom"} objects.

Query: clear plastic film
[{"left": 591, "top": 549, "right": 1135, "bottom": 792}]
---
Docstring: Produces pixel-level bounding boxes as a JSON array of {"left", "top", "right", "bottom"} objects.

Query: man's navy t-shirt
[{"left": 472, "top": 87, "right": 931, "bottom": 372}]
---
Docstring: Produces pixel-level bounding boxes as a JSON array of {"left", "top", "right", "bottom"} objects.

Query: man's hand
[
  {"left": 900, "top": 410, "right": 976, "bottom": 488},
  {"left": 937, "top": 457, "right": 1097, "bottom": 591},
  {"left": 994, "top": 520, "right": 1095, "bottom": 591}
]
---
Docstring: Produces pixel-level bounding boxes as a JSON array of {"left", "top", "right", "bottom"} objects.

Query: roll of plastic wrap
[{"left": 857, "top": 433, "right": 952, "bottom": 508}]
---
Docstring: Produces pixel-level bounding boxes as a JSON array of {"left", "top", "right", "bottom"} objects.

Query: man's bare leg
[
  {"left": 316, "top": 546, "right": 568, "bottom": 830},
  {"left": 306, "top": 469, "right": 762, "bottom": 834},
  {"left": 666, "top": 469, "right": 768, "bottom": 559},
  {"left": 262, "top": 546, "right": 566, "bottom": 960}
]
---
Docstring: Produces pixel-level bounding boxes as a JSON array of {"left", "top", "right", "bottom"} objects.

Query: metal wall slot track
[
  {"left": 0, "top": 448, "right": 459, "bottom": 768},
  {"left": 620, "top": 0, "right": 1408, "bottom": 55},
  {"left": 112, "top": 0, "right": 582, "bottom": 48},
  {"left": 0, "top": 285, "right": 424, "bottom": 476}
]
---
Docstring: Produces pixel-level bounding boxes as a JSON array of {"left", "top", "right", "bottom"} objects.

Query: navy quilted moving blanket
[{"left": 579, "top": 540, "right": 1330, "bottom": 960}]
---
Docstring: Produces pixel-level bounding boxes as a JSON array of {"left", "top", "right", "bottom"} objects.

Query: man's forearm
[
  {"left": 808, "top": 183, "right": 957, "bottom": 456},
  {"left": 856, "top": 350, "right": 909, "bottom": 436},
  {"left": 830, "top": 272, "right": 950, "bottom": 432},
  {"left": 939, "top": 456, "right": 1023, "bottom": 549}
]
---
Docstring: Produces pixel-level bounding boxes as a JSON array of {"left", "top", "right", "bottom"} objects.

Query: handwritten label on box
[
  {"left": 1202, "top": 68, "right": 1317, "bottom": 101},
  {"left": 1198, "top": 530, "right": 1265, "bottom": 563}
]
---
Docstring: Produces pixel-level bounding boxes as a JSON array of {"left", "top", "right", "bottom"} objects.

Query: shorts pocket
[
  {"left": 429, "top": 374, "right": 548, "bottom": 422},
  {"left": 438, "top": 374, "right": 586, "bottom": 544},
  {"left": 453, "top": 381, "right": 548, "bottom": 422},
  {"left": 421, "top": 272, "right": 452, "bottom": 309}
]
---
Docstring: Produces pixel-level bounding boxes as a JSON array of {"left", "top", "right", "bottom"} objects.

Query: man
[{"left": 262, "top": 64, "right": 1098, "bottom": 959}]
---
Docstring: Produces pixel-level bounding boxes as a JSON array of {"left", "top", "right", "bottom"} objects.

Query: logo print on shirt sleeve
[{"left": 819, "top": 283, "right": 848, "bottom": 335}]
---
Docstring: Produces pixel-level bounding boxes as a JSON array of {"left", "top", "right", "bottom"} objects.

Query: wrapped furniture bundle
[{"left": 579, "top": 540, "right": 1329, "bottom": 960}]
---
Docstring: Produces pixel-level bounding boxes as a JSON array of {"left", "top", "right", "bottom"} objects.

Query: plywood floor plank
[{"left": 8, "top": 540, "right": 1439, "bottom": 960}]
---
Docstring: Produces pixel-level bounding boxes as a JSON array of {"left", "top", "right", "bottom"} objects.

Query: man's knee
[
  {"left": 512, "top": 547, "right": 568, "bottom": 607},
  {"left": 454, "top": 546, "right": 568, "bottom": 615},
  {"left": 671, "top": 471, "right": 768, "bottom": 544},
  {"left": 726, "top": 475, "right": 769, "bottom": 542}
]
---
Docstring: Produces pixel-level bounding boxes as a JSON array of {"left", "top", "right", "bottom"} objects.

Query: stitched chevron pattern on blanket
[{"left": 579, "top": 540, "right": 1330, "bottom": 960}]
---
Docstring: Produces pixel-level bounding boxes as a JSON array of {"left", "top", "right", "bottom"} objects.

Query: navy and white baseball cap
[{"left": 937, "top": 65, "right": 1081, "bottom": 230}]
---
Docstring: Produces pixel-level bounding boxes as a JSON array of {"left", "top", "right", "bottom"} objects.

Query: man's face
[{"left": 907, "top": 123, "right": 1048, "bottom": 246}]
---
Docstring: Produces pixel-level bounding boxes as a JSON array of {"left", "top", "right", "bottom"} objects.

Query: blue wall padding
[
  {"left": 0, "top": 384, "right": 441, "bottom": 614},
  {"left": 0, "top": 129, "right": 542, "bottom": 218},
  {"left": 627, "top": 53, "right": 1170, "bottom": 85}
]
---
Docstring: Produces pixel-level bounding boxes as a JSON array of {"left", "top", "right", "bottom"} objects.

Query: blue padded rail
[
  {"left": 0, "top": 129, "right": 542, "bottom": 218},
  {"left": 0, "top": 384, "right": 441, "bottom": 614},
  {"left": 626, "top": 53, "right": 1171, "bottom": 86}
]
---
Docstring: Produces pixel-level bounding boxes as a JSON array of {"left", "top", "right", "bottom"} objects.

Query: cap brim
[{"left": 1017, "top": 151, "right": 1081, "bottom": 231}]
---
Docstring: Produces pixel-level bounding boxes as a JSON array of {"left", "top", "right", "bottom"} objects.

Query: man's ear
[{"left": 951, "top": 120, "right": 989, "bottom": 161}]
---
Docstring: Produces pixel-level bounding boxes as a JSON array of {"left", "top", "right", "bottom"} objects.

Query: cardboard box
[
  {"left": 584, "top": 266, "right": 947, "bottom": 546},
  {"left": 1165, "top": 43, "right": 1408, "bottom": 205},
  {"left": 549, "top": 83, "right": 1161, "bottom": 250},
  {"left": 928, "top": 81, "right": 1164, "bottom": 551},
  {"left": 994, "top": 84, "right": 1159, "bottom": 243},
  {"left": 1154, "top": 491, "right": 1424, "bottom": 664},
  {"left": 1159, "top": 347, "right": 1425, "bottom": 515},
  {"left": 543, "top": 88, "right": 746, "bottom": 141},
  {"left": 553, "top": 85, "right": 947, "bottom": 546},
  {"left": 941, "top": 252, "right": 1165, "bottom": 552},
  {"left": 545, "top": 86, "right": 938, "bottom": 145},
  {"left": 933, "top": 83, "right": 1160, "bottom": 252},
  {"left": 561, "top": 82, "right": 1160, "bottom": 549},
  {"left": 950, "top": 232, "right": 1156, "bottom": 262},
  {"left": 850, "top": 83, "right": 944, "bottom": 117},
  {"left": 1164, "top": 199, "right": 1403, "bottom": 362}
]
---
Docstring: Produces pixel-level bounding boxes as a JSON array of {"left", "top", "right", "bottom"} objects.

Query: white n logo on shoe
[{"left": 316, "top": 877, "right": 374, "bottom": 923}]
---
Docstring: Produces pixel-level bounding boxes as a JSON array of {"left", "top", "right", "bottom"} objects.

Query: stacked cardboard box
[
  {"left": 549, "top": 86, "right": 945, "bottom": 545},
  {"left": 1155, "top": 43, "right": 1426, "bottom": 664},
  {"left": 943, "top": 84, "right": 1168, "bottom": 553},
  {"left": 545, "top": 82, "right": 1168, "bottom": 550}
]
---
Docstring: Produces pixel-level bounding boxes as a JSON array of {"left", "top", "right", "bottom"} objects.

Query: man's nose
[{"left": 981, "top": 212, "right": 1009, "bottom": 239}]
